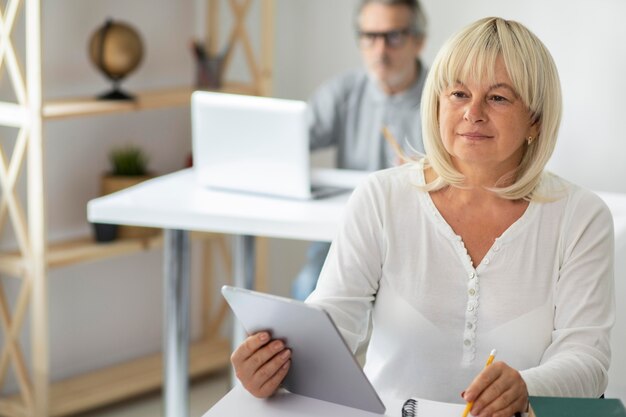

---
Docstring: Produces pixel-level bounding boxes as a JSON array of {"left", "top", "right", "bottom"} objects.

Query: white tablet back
[{"left": 222, "top": 286, "right": 385, "bottom": 414}]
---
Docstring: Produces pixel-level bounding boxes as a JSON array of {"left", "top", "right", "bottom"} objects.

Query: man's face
[{"left": 357, "top": 3, "right": 424, "bottom": 91}]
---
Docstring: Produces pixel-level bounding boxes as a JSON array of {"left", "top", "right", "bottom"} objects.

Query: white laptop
[
  {"left": 192, "top": 91, "right": 350, "bottom": 199},
  {"left": 222, "top": 285, "right": 386, "bottom": 414}
]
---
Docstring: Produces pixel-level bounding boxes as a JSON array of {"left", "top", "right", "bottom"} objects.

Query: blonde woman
[{"left": 231, "top": 17, "right": 614, "bottom": 417}]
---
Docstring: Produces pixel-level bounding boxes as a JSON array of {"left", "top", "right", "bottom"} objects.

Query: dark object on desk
[
  {"left": 89, "top": 18, "right": 144, "bottom": 100},
  {"left": 529, "top": 396, "right": 626, "bottom": 417},
  {"left": 92, "top": 222, "right": 118, "bottom": 242}
]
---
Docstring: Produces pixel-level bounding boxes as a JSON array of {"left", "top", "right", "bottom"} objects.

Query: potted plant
[
  {"left": 98, "top": 145, "right": 159, "bottom": 239},
  {"left": 102, "top": 145, "right": 151, "bottom": 193}
]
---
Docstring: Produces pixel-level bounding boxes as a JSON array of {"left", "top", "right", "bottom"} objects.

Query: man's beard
[{"left": 367, "top": 58, "right": 414, "bottom": 93}]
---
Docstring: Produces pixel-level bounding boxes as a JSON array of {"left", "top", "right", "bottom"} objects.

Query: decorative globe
[{"left": 89, "top": 19, "right": 144, "bottom": 100}]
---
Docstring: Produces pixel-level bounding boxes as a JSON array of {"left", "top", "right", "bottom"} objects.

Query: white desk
[
  {"left": 87, "top": 169, "right": 351, "bottom": 417},
  {"left": 87, "top": 169, "right": 626, "bottom": 416},
  {"left": 202, "top": 385, "right": 393, "bottom": 417}
]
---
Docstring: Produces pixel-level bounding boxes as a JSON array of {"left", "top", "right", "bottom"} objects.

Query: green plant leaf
[{"left": 109, "top": 145, "right": 149, "bottom": 176}]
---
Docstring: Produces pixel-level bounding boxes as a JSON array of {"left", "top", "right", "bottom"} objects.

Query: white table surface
[
  {"left": 88, "top": 168, "right": 351, "bottom": 242},
  {"left": 201, "top": 385, "right": 392, "bottom": 417},
  {"left": 87, "top": 170, "right": 626, "bottom": 402},
  {"left": 88, "top": 168, "right": 626, "bottom": 250}
]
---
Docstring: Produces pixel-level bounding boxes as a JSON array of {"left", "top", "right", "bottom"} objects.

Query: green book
[{"left": 529, "top": 396, "right": 626, "bottom": 417}]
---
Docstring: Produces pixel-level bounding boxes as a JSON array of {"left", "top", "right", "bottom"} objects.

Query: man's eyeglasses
[{"left": 357, "top": 27, "right": 415, "bottom": 48}]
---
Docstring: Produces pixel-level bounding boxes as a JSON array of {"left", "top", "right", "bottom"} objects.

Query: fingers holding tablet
[{"left": 231, "top": 332, "right": 292, "bottom": 398}]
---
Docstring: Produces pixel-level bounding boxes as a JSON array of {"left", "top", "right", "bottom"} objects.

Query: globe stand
[
  {"left": 89, "top": 19, "right": 143, "bottom": 102},
  {"left": 97, "top": 80, "right": 135, "bottom": 101},
  {"left": 97, "top": 88, "right": 135, "bottom": 101}
]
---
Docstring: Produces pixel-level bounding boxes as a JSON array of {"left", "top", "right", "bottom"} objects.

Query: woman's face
[{"left": 438, "top": 57, "right": 539, "bottom": 177}]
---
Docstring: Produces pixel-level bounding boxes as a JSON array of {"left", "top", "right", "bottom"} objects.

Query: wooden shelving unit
[
  {"left": 0, "top": 337, "right": 231, "bottom": 417},
  {"left": 0, "top": 0, "right": 275, "bottom": 415}
]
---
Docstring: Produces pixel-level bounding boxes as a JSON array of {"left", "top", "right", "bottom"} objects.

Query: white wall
[{"left": 273, "top": 0, "right": 361, "bottom": 100}]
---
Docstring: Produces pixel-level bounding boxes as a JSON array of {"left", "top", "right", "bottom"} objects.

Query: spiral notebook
[{"left": 402, "top": 398, "right": 466, "bottom": 417}]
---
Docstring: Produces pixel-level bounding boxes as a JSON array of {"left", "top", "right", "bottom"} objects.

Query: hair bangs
[{"left": 436, "top": 24, "right": 502, "bottom": 96}]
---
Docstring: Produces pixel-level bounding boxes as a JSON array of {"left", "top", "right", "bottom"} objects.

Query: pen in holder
[{"left": 191, "top": 40, "right": 228, "bottom": 90}]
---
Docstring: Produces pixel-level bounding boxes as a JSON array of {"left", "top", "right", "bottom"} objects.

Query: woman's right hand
[{"left": 230, "top": 331, "right": 292, "bottom": 398}]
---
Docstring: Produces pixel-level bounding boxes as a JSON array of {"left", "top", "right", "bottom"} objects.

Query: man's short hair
[{"left": 356, "top": 0, "right": 427, "bottom": 38}]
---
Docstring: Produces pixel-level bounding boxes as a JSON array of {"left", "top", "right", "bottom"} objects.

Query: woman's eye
[
  {"left": 451, "top": 91, "right": 468, "bottom": 99},
  {"left": 490, "top": 95, "right": 508, "bottom": 102}
]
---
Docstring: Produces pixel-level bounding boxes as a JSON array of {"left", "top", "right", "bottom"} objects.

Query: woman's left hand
[{"left": 462, "top": 361, "right": 528, "bottom": 417}]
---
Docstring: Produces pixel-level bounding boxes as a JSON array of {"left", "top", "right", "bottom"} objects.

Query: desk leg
[
  {"left": 231, "top": 235, "right": 256, "bottom": 386},
  {"left": 163, "top": 229, "right": 190, "bottom": 417},
  {"left": 233, "top": 234, "right": 256, "bottom": 289}
]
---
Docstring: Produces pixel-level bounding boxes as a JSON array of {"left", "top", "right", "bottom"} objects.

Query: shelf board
[
  {"left": 42, "top": 87, "right": 193, "bottom": 120},
  {"left": 0, "top": 337, "right": 231, "bottom": 417},
  {"left": 47, "top": 234, "right": 164, "bottom": 269},
  {"left": 0, "top": 234, "right": 163, "bottom": 277},
  {"left": 42, "top": 82, "right": 260, "bottom": 120}
]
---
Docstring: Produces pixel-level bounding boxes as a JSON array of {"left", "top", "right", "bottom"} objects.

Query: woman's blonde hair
[{"left": 420, "top": 17, "right": 562, "bottom": 200}]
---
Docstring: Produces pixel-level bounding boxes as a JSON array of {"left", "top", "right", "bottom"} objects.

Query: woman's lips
[{"left": 459, "top": 132, "right": 494, "bottom": 139}]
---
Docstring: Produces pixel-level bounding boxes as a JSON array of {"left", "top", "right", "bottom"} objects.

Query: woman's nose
[{"left": 464, "top": 100, "right": 487, "bottom": 123}]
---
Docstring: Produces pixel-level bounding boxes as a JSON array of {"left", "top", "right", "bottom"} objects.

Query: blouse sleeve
[
  {"left": 520, "top": 190, "right": 615, "bottom": 397},
  {"left": 306, "top": 174, "right": 386, "bottom": 353}
]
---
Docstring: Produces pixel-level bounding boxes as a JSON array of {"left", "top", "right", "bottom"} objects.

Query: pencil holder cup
[
  {"left": 92, "top": 222, "right": 118, "bottom": 243},
  {"left": 196, "top": 55, "right": 225, "bottom": 89}
]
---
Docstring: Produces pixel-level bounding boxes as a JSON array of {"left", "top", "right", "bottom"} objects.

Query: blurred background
[{"left": 0, "top": 0, "right": 624, "bottom": 411}]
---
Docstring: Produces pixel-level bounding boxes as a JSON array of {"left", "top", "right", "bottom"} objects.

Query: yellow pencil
[
  {"left": 381, "top": 126, "right": 407, "bottom": 162},
  {"left": 461, "top": 349, "right": 497, "bottom": 417}
]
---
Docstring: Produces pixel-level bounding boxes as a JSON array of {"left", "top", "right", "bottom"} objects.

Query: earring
[{"left": 526, "top": 136, "right": 535, "bottom": 145}]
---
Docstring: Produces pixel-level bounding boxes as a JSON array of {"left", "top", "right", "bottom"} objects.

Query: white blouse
[{"left": 306, "top": 162, "right": 615, "bottom": 411}]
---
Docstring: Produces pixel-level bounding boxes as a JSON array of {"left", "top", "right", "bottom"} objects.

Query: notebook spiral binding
[{"left": 402, "top": 398, "right": 418, "bottom": 417}]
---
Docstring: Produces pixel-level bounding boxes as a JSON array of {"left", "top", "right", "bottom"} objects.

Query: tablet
[{"left": 222, "top": 285, "right": 386, "bottom": 414}]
